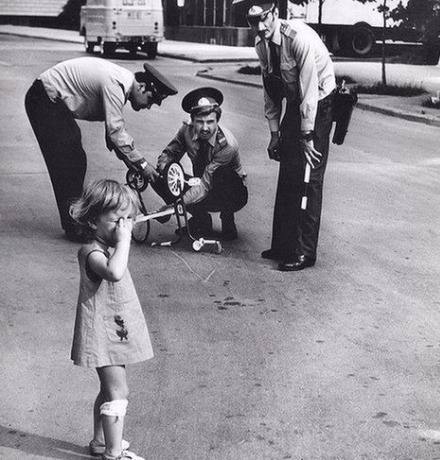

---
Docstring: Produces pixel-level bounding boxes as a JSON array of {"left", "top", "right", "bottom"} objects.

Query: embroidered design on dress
[{"left": 114, "top": 315, "right": 128, "bottom": 341}]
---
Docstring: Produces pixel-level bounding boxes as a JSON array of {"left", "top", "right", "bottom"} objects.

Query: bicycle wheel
[
  {"left": 164, "top": 162, "right": 185, "bottom": 198},
  {"left": 126, "top": 169, "right": 149, "bottom": 192}
]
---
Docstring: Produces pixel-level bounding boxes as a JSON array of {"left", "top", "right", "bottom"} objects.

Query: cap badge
[
  {"left": 248, "top": 5, "right": 263, "bottom": 15},
  {"left": 198, "top": 97, "right": 212, "bottom": 106}
]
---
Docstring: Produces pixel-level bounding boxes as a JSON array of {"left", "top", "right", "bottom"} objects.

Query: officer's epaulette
[
  {"left": 280, "top": 21, "right": 297, "bottom": 39},
  {"left": 216, "top": 127, "right": 227, "bottom": 147}
]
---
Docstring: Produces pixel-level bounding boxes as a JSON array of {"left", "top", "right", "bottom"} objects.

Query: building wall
[
  {"left": 165, "top": 25, "right": 253, "bottom": 46},
  {"left": 0, "top": 0, "right": 67, "bottom": 17},
  {"left": 167, "top": 0, "right": 248, "bottom": 27},
  {"left": 164, "top": 0, "right": 252, "bottom": 45}
]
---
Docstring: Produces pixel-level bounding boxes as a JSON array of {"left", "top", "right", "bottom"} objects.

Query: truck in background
[
  {"left": 288, "top": 0, "right": 413, "bottom": 57},
  {"left": 80, "top": 0, "right": 163, "bottom": 58}
]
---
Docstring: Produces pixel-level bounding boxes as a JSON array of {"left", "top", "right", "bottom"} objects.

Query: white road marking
[{"left": 417, "top": 429, "right": 440, "bottom": 441}]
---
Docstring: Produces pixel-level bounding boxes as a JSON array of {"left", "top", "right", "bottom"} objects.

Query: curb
[
  {"left": 196, "top": 69, "right": 263, "bottom": 89},
  {"left": 196, "top": 70, "right": 440, "bottom": 127},
  {"left": 158, "top": 52, "right": 258, "bottom": 63},
  {"left": 0, "top": 29, "right": 258, "bottom": 64},
  {"left": 0, "top": 29, "right": 83, "bottom": 45},
  {"left": 355, "top": 101, "right": 440, "bottom": 127}
]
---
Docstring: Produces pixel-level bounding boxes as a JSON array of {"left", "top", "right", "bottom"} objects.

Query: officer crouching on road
[
  {"left": 25, "top": 57, "right": 178, "bottom": 242},
  {"left": 151, "top": 87, "right": 248, "bottom": 240},
  {"left": 234, "top": 0, "right": 336, "bottom": 270}
]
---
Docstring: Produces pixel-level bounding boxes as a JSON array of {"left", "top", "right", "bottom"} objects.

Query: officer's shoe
[
  {"left": 261, "top": 249, "right": 283, "bottom": 260},
  {"left": 220, "top": 213, "right": 238, "bottom": 241},
  {"left": 278, "top": 255, "right": 316, "bottom": 272}
]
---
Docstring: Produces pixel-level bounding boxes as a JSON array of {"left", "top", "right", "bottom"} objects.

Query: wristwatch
[
  {"left": 301, "top": 130, "right": 314, "bottom": 142},
  {"left": 135, "top": 159, "right": 148, "bottom": 171}
]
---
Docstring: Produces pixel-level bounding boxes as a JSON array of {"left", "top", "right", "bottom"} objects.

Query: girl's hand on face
[{"left": 114, "top": 217, "right": 133, "bottom": 243}]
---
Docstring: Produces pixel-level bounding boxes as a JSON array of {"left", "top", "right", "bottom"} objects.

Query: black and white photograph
[{"left": 0, "top": 0, "right": 439, "bottom": 458}]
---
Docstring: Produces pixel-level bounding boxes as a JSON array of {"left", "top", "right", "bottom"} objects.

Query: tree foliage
[
  {"left": 58, "top": 0, "right": 87, "bottom": 30},
  {"left": 390, "top": 0, "right": 440, "bottom": 42}
]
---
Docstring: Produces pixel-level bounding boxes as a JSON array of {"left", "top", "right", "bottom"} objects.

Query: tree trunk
[
  {"left": 381, "top": 0, "right": 387, "bottom": 86},
  {"left": 318, "top": 0, "right": 323, "bottom": 36}
]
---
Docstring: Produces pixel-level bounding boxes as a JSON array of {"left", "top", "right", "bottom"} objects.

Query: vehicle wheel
[
  {"left": 84, "top": 38, "right": 94, "bottom": 54},
  {"left": 144, "top": 42, "right": 158, "bottom": 59},
  {"left": 100, "top": 42, "right": 116, "bottom": 57},
  {"left": 351, "top": 25, "right": 375, "bottom": 57}
]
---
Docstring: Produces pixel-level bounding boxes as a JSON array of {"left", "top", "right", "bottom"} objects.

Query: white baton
[{"left": 301, "top": 163, "right": 311, "bottom": 210}]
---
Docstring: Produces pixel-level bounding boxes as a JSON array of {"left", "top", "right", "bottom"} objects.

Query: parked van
[{"left": 80, "top": 0, "right": 163, "bottom": 58}]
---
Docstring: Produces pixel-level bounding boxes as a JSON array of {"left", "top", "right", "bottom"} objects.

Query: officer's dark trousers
[
  {"left": 271, "top": 92, "right": 334, "bottom": 260},
  {"left": 25, "top": 79, "right": 86, "bottom": 232},
  {"left": 151, "top": 166, "right": 248, "bottom": 218}
]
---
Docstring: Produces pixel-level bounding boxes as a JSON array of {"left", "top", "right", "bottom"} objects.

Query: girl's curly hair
[{"left": 69, "top": 179, "right": 140, "bottom": 233}]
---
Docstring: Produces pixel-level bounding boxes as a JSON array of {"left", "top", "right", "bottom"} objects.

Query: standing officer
[
  {"left": 152, "top": 87, "right": 248, "bottom": 240},
  {"left": 236, "top": 0, "right": 336, "bottom": 270},
  {"left": 25, "top": 57, "right": 177, "bottom": 242}
]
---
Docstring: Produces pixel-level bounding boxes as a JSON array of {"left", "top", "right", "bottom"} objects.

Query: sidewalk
[
  {"left": 197, "top": 64, "right": 440, "bottom": 127},
  {"left": 1, "top": 24, "right": 440, "bottom": 126}
]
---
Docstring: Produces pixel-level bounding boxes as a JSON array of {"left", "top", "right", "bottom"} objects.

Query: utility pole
[
  {"left": 278, "top": 0, "right": 288, "bottom": 19},
  {"left": 381, "top": 0, "right": 387, "bottom": 86},
  {"left": 318, "top": 0, "right": 323, "bottom": 36}
]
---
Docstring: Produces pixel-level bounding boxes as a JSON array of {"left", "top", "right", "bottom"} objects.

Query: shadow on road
[{"left": 0, "top": 425, "right": 93, "bottom": 459}]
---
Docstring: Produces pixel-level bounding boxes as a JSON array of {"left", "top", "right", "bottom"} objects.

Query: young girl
[{"left": 70, "top": 179, "right": 153, "bottom": 460}]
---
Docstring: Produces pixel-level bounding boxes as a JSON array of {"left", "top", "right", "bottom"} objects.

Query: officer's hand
[
  {"left": 142, "top": 162, "right": 160, "bottom": 182},
  {"left": 267, "top": 132, "right": 280, "bottom": 162},
  {"left": 241, "top": 174, "right": 248, "bottom": 187},
  {"left": 301, "top": 139, "right": 322, "bottom": 168},
  {"left": 156, "top": 158, "right": 168, "bottom": 174}
]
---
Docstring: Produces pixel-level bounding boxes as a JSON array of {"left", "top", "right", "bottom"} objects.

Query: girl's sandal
[
  {"left": 89, "top": 439, "right": 130, "bottom": 456},
  {"left": 102, "top": 451, "right": 145, "bottom": 460}
]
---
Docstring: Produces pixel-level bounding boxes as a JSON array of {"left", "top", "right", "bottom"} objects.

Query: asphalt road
[{"left": 1, "top": 35, "right": 440, "bottom": 460}]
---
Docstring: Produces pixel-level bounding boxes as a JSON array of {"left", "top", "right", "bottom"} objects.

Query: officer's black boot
[
  {"left": 189, "top": 212, "right": 213, "bottom": 237},
  {"left": 220, "top": 212, "right": 238, "bottom": 241}
]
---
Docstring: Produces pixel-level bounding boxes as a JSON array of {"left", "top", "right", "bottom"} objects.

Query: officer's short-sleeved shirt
[
  {"left": 255, "top": 19, "right": 336, "bottom": 131},
  {"left": 39, "top": 57, "right": 143, "bottom": 163}
]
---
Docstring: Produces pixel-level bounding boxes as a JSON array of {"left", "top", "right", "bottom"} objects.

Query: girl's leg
[
  {"left": 97, "top": 365, "right": 129, "bottom": 458},
  {"left": 93, "top": 388, "right": 106, "bottom": 444}
]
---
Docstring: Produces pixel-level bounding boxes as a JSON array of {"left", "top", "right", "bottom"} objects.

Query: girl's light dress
[{"left": 71, "top": 243, "right": 154, "bottom": 368}]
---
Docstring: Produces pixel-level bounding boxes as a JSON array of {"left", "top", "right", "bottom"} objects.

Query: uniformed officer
[
  {"left": 151, "top": 87, "right": 248, "bottom": 240},
  {"left": 25, "top": 57, "right": 178, "bottom": 242},
  {"left": 235, "top": 0, "right": 336, "bottom": 270}
]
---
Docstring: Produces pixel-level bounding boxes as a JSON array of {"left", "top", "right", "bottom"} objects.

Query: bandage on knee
[{"left": 100, "top": 399, "right": 128, "bottom": 417}]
